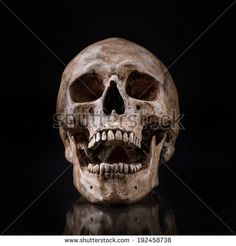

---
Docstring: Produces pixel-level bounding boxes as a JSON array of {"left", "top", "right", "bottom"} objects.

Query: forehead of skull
[{"left": 62, "top": 38, "right": 165, "bottom": 84}]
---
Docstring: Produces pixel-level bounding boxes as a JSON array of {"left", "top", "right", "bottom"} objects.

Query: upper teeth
[{"left": 88, "top": 130, "right": 141, "bottom": 149}]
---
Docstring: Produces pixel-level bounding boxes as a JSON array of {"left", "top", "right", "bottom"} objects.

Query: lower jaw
[
  {"left": 70, "top": 135, "right": 163, "bottom": 204},
  {"left": 87, "top": 162, "right": 143, "bottom": 175}
]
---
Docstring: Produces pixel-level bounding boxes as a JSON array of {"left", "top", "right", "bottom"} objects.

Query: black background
[{"left": 0, "top": 0, "right": 236, "bottom": 235}]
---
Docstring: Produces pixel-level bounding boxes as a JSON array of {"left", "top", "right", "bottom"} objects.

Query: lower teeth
[{"left": 87, "top": 163, "right": 142, "bottom": 175}]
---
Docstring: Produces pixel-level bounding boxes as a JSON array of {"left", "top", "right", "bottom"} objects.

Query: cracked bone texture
[{"left": 57, "top": 38, "right": 179, "bottom": 204}]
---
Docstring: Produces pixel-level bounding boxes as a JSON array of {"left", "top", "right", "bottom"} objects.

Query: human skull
[{"left": 57, "top": 38, "right": 179, "bottom": 204}]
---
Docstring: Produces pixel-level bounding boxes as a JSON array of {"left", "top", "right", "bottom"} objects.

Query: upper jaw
[{"left": 88, "top": 128, "right": 141, "bottom": 149}]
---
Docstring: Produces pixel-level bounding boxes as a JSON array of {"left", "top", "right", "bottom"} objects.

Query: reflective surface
[{"left": 64, "top": 191, "right": 177, "bottom": 235}]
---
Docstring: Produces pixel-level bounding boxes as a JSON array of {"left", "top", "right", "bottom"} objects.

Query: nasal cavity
[{"left": 103, "top": 81, "right": 125, "bottom": 115}]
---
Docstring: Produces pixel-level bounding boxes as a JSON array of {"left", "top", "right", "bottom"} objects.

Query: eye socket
[
  {"left": 125, "top": 71, "right": 160, "bottom": 101},
  {"left": 69, "top": 73, "right": 104, "bottom": 103}
]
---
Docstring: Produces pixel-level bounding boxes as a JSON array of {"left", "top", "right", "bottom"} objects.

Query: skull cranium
[{"left": 57, "top": 38, "right": 179, "bottom": 204}]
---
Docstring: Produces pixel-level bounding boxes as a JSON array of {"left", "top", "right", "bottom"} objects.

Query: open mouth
[{"left": 74, "top": 127, "right": 163, "bottom": 177}]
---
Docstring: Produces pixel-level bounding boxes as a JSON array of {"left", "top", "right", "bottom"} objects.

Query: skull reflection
[{"left": 64, "top": 191, "right": 176, "bottom": 235}]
